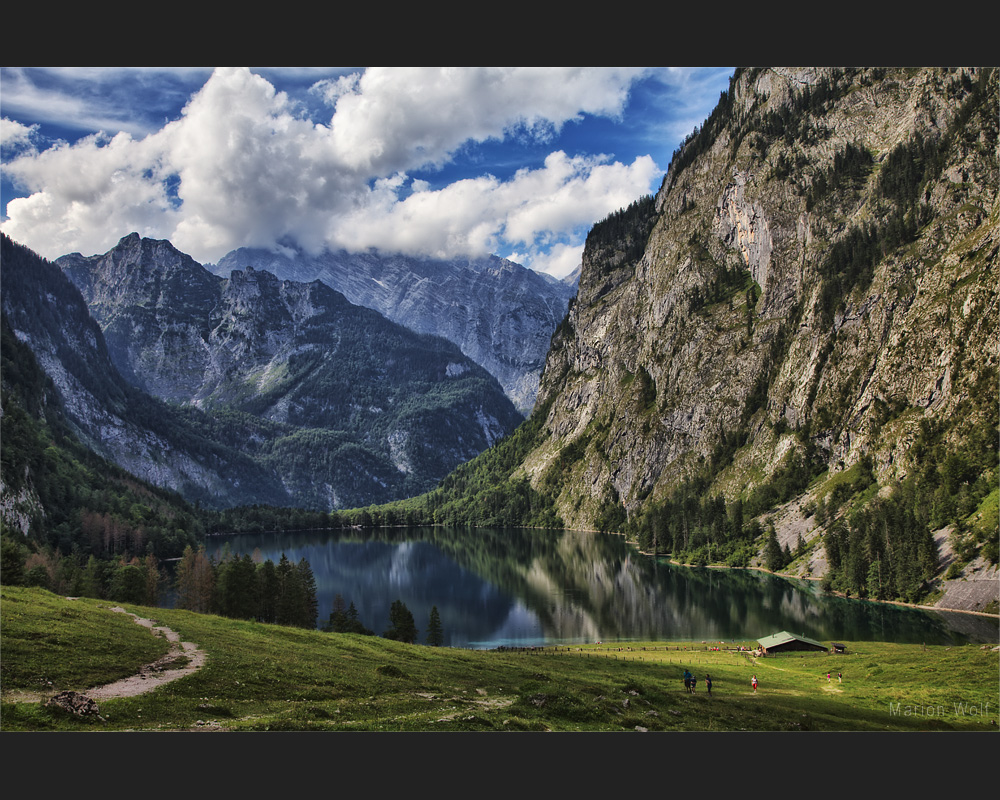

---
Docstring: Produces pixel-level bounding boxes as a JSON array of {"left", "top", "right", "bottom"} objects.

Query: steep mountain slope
[
  {"left": 508, "top": 68, "right": 998, "bottom": 594},
  {"left": 211, "top": 246, "right": 577, "bottom": 413},
  {"left": 4, "top": 233, "right": 521, "bottom": 510},
  {"left": 1, "top": 234, "right": 288, "bottom": 510},
  {"left": 0, "top": 307, "right": 205, "bottom": 557},
  {"left": 54, "top": 234, "right": 522, "bottom": 509}
]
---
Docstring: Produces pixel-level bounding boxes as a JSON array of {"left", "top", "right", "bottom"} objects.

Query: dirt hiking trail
[
  {"left": 85, "top": 606, "right": 207, "bottom": 699},
  {"left": 5, "top": 604, "right": 206, "bottom": 710}
]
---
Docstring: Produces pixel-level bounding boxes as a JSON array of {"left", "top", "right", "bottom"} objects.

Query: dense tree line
[
  {"left": 1, "top": 537, "right": 168, "bottom": 606},
  {"left": 175, "top": 546, "right": 318, "bottom": 628},
  {"left": 585, "top": 194, "right": 658, "bottom": 271},
  {"left": 629, "top": 443, "right": 824, "bottom": 569},
  {"left": 823, "top": 485, "right": 937, "bottom": 602}
]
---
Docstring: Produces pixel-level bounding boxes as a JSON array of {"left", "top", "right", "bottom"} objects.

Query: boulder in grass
[{"left": 46, "top": 690, "right": 103, "bottom": 719}]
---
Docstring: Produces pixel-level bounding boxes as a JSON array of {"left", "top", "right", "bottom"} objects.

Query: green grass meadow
[{"left": 2, "top": 586, "right": 997, "bottom": 732}]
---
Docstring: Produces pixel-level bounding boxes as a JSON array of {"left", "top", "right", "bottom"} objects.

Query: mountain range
[
  {"left": 2, "top": 232, "right": 525, "bottom": 511},
  {"left": 210, "top": 246, "right": 577, "bottom": 414},
  {"left": 1, "top": 67, "right": 996, "bottom": 608},
  {"left": 406, "top": 67, "right": 997, "bottom": 609}
]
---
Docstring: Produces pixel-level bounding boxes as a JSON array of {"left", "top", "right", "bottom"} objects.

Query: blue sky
[{"left": 1, "top": 67, "right": 734, "bottom": 277}]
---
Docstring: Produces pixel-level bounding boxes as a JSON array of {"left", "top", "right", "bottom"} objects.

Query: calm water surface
[{"left": 203, "top": 526, "right": 998, "bottom": 648}]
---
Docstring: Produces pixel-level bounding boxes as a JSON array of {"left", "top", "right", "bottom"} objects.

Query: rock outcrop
[
  {"left": 521, "top": 67, "right": 999, "bottom": 536},
  {"left": 4, "top": 233, "right": 522, "bottom": 510},
  {"left": 211, "top": 247, "right": 577, "bottom": 414}
]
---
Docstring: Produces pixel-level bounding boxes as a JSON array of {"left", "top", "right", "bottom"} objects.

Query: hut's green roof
[{"left": 757, "top": 631, "right": 827, "bottom": 650}]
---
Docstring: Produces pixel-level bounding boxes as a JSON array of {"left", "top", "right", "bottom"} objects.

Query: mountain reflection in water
[{"left": 203, "top": 526, "right": 998, "bottom": 648}]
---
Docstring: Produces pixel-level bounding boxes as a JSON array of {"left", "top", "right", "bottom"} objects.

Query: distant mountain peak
[
  {"left": 43, "top": 235, "right": 524, "bottom": 510},
  {"left": 212, "top": 245, "right": 576, "bottom": 413}
]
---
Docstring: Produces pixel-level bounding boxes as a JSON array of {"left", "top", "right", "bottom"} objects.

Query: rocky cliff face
[
  {"left": 1, "top": 234, "right": 287, "bottom": 509},
  {"left": 47, "top": 234, "right": 523, "bottom": 509},
  {"left": 211, "top": 247, "right": 577, "bottom": 414},
  {"left": 522, "top": 67, "right": 999, "bottom": 533}
]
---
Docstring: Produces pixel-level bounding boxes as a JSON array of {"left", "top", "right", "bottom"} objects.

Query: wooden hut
[{"left": 757, "top": 631, "right": 828, "bottom": 654}]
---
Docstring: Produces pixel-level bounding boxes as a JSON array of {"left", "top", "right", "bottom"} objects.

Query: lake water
[{"left": 203, "top": 526, "right": 999, "bottom": 648}]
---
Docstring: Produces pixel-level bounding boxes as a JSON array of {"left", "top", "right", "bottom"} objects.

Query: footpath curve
[
  {"left": 8, "top": 604, "right": 208, "bottom": 714},
  {"left": 83, "top": 606, "right": 207, "bottom": 699}
]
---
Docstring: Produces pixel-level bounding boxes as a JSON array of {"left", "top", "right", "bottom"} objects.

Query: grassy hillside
[{"left": 2, "top": 586, "right": 996, "bottom": 732}]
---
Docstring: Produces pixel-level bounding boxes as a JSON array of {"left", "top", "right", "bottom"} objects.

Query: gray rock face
[
  {"left": 523, "top": 67, "right": 999, "bottom": 532},
  {"left": 211, "top": 247, "right": 577, "bottom": 414},
  {"left": 47, "top": 234, "right": 523, "bottom": 509},
  {"left": 2, "top": 233, "right": 282, "bottom": 509}
]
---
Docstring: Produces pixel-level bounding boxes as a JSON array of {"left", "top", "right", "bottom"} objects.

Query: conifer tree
[
  {"left": 384, "top": 599, "right": 418, "bottom": 643},
  {"left": 175, "top": 545, "right": 214, "bottom": 613},
  {"left": 426, "top": 605, "right": 444, "bottom": 647},
  {"left": 216, "top": 553, "right": 258, "bottom": 620},
  {"left": 345, "top": 601, "right": 374, "bottom": 635},
  {"left": 297, "top": 558, "right": 319, "bottom": 629},
  {"left": 142, "top": 552, "right": 162, "bottom": 606},
  {"left": 326, "top": 593, "right": 348, "bottom": 632},
  {"left": 764, "top": 525, "right": 785, "bottom": 572},
  {"left": 255, "top": 558, "right": 280, "bottom": 623},
  {"left": 276, "top": 553, "right": 305, "bottom": 626}
]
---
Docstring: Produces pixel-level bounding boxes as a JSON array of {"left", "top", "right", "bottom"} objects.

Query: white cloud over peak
[
  {"left": 3, "top": 128, "right": 180, "bottom": 259},
  {"left": 329, "top": 151, "right": 657, "bottom": 263},
  {"left": 323, "top": 67, "right": 646, "bottom": 174},
  {"left": 1, "top": 66, "right": 684, "bottom": 273}
]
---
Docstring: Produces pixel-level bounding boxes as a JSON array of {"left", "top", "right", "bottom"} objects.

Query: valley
[
  {"left": 1, "top": 66, "right": 997, "bottom": 734},
  {"left": 1, "top": 585, "right": 996, "bottom": 732}
]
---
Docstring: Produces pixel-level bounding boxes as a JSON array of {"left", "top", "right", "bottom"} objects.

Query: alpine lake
[{"left": 202, "top": 526, "right": 998, "bottom": 649}]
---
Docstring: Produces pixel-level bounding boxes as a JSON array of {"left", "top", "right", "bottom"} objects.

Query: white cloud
[
  {"left": 0, "top": 67, "right": 209, "bottom": 139},
  {"left": 328, "top": 151, "right": 658, "bottom": 270},
  {"left": 648, "top": 67, "right": 735, "bottom": 145},
  {"left": 1, "top": 116, "right": 40, "bottom": 158},
  {"left": 160, "top": 67, "right": 344, "bottom": 257},
  {"left": 324, "top": 66, "right": 647, "bottom": 174},
  {"left": 526, "top": 242, "right": 585, "bottom": 280},
  {"left": 2, "top": 66, "right": 662, "bottom": 268},
  {"left": 2, "top": 129, "right": 179, "bottom": 257}
]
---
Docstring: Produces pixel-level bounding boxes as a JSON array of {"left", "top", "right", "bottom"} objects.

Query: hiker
[
  {"left": 827, "top": 672, "right": 831, "bottom": 682},
  {"left": 706, "top": 674, "right": 712, "bottom": 695},
  {"left": 683, "top": 669, "right": 693, "bottom": 692},
  {"left": 751, "top": 674, "right": 758, "bottom": 693},
  {"left": 838, "top": 672, "right": 842, "bottom": 683}
]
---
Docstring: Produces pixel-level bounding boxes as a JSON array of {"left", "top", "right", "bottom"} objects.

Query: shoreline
[
  {"left": 203, "top": 522, "right": 1000, "bottom": 621},
  {"left": 646, "top": 554, "right": 999, "bottom": 619}
]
